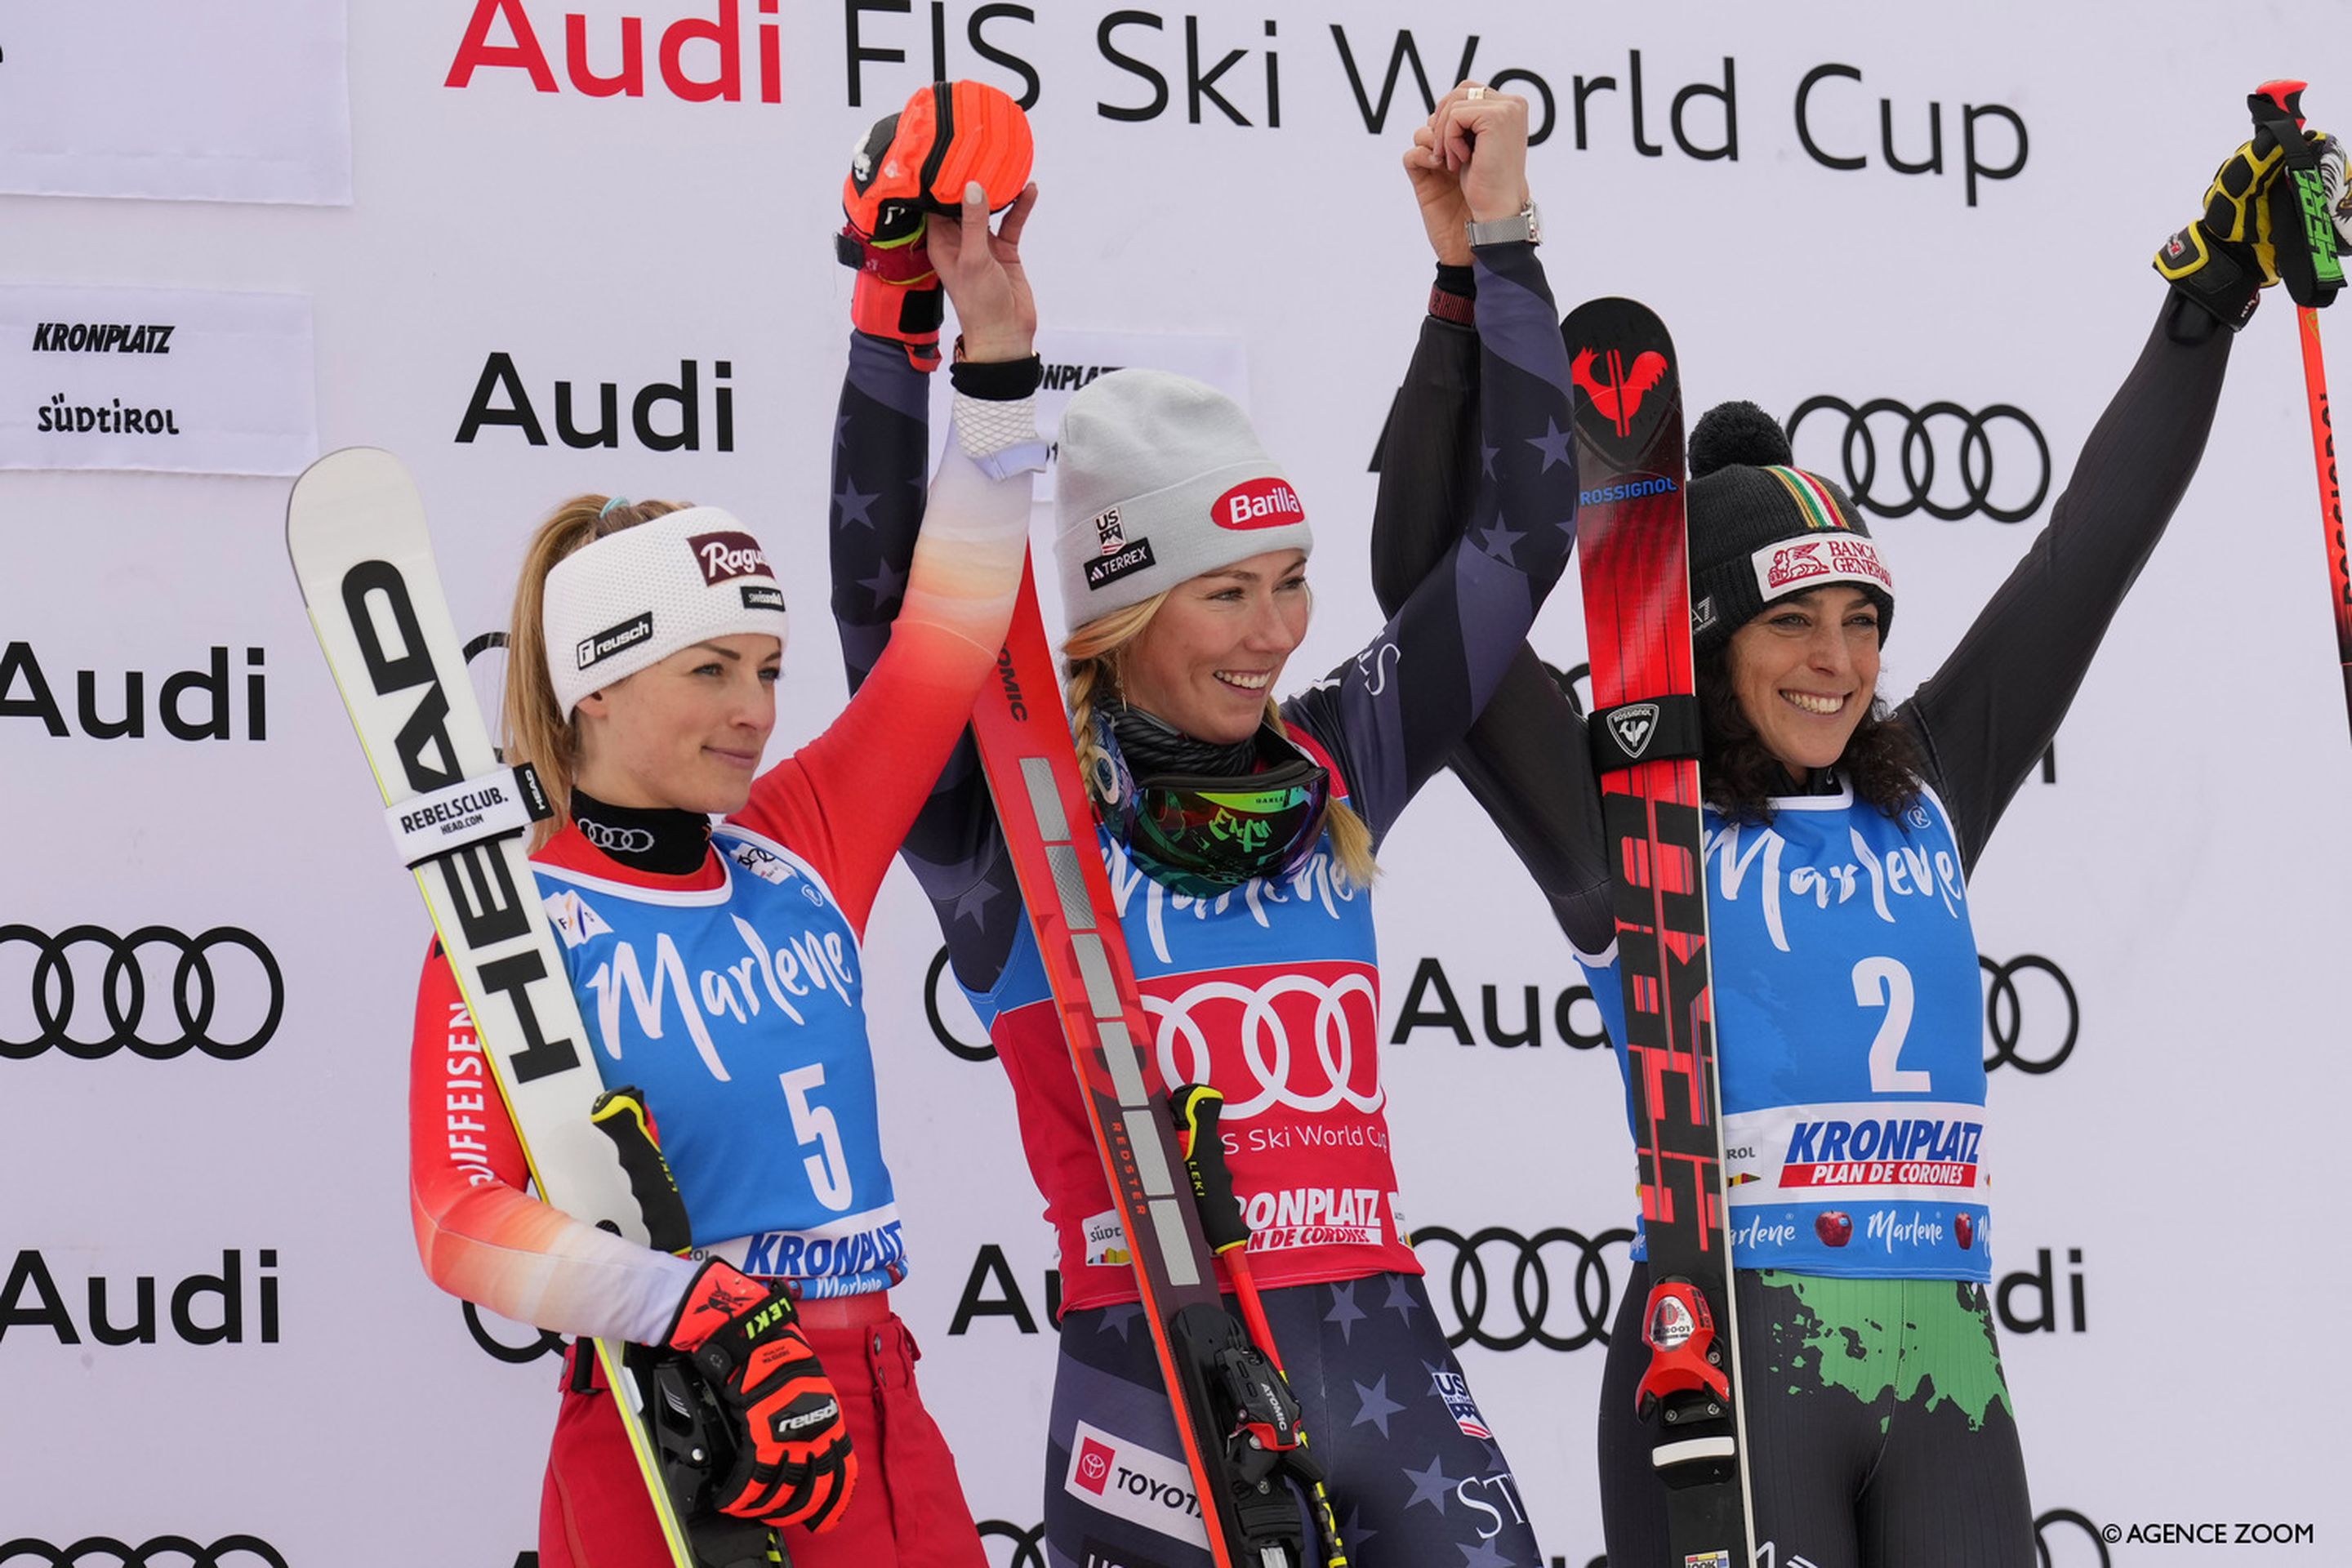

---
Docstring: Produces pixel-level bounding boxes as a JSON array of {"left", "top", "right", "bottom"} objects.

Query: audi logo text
[
  {"left": 0, "top": 924, "right": 282, "bottom": 1059},
  {"left": 1412, "top": 1223, "right": 1633, "bottom": 1352},
  {"left": 1788, "top": 398, "right": 2051, "bottom": 523}
]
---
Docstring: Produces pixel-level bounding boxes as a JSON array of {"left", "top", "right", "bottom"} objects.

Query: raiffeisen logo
[{"left": 446, "top": 0, "right": 784, "bottom": 103}]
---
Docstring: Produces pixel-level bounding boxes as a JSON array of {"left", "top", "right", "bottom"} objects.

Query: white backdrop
[{"left": 4, "top": 5, "right": 2349, "bottom": 1567}]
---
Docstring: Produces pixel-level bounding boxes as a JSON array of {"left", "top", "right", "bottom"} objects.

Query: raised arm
[
  {"left": 821, "top": 189, "right": 1034, "bottom": 993},
  {"left": 1364, "top": 118, "right": 1614, "bottom": 958},
  {"left": 1284, "top": 85, "right": 1583, "bottom": 852}
]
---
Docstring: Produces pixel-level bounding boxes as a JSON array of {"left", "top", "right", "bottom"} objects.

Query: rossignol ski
[
  {"left": 966, "top": 560, "right": 1321, "bottom": 1568},
  {"left": 285, "top": 447, "right": 775, "bottom": 1568},
  {"left": 1566, "top": 300, "right": 1757, "bottom": 1566}
]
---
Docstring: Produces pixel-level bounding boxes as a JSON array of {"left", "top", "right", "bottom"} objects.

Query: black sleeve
[
  {"left": 1281, "top": 243, "right": 1584, "bottom": 849},
  {"left": 1367, "top": 294, "right": 1616, "bottom": 959},
  {"left": 1901, "top": 294, "right": 2234, "bottom": 871},
  {"left": 829, "top": 332, "right": 1026, "bottom": 992}
]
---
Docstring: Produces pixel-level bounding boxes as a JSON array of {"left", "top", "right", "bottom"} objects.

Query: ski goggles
[{"left": 1113, "top": 730, "right": 1333, "bottom": 898}]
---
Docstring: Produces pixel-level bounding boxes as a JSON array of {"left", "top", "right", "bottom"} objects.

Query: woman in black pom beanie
[{"left": 1369, "top": 116, "right": 2348, "bottom": 1568}]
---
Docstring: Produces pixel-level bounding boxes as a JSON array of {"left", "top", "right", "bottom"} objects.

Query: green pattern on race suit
[{"left": 1756, "top": 1271, "right": 2016, "bottom": 1433}]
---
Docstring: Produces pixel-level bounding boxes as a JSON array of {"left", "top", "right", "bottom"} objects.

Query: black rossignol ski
[
  {"left": 286, "top": 448, "right": 776, "bottom": 1568},
  {"left": 966, "top": 561, "right": 1315, "bottom": 1568},
  {"left": 1566, "top": 301, "right": 1757, "bottom": 1566}
]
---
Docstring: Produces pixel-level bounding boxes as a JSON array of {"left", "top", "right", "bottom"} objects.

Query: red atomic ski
[{"left": 965, "top": 561, "right": 1316, "bottom": 1568}]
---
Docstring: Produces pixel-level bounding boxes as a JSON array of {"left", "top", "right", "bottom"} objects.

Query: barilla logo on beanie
[
  {"left": 1754, "top": 537, "right": 1892, "bottom": 597},
  {"left": 1213, "top": 477, "right": 1305, "bottom": 531},
  {"left": 687, "top": 531, "right": 771, "bottom": 586},
  {"left": 577, "top": 612, "right": 655, "bottom": 670}
]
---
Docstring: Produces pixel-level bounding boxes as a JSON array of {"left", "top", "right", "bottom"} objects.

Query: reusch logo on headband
[
  {"left": 1212, "top": 477, "right": 1305, "bottom": 531},
  {"left": 687, "top": 531, "right": 771, "bottom": 586},
  {"left": 1756, "top": 536, "right": 1893, "bottom": 597},
  {"left": 577, "top": 612, "right": 654, "bottom": 670}
]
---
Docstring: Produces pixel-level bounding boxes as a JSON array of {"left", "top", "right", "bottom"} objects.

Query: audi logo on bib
[
  {"left": 1411, "top": 1223, "right": 1635, "bottom": 1353},
  {"left": 1786, "top": 397, "right": 2051, "bottom": 523},
  {"left": 0, "top": 1540, "right": 288, "bottom": 1568},
  {"left": 1143, "top": 968, "right": 1382, "bottom": 1120},
  {"left": 1980, "top": 952, "right": 2078, "bottom": 1074},
  {"left": 0, "top": 924, "right": 283, "bottom": 1059}
]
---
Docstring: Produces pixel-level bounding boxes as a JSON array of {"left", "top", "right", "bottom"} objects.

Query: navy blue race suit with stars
[
  {"left": 1370, "top": 280, "right": 2237, "bottom": 1568},
  {"left": 829, "top": 235, "right": 1579, "bottom": 1568}
]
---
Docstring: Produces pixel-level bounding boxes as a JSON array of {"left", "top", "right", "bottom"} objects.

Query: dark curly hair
[{"left": 1697, "top": 637, "right": 1925, "bottom": 826}]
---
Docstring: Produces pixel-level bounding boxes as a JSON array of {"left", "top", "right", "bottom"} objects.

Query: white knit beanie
[
  {"left": 1052, "top": 370, "right": 1314, "bottom": 621},
  {"left": 541, "top": 506, "right": 789, "bottom": 714}
]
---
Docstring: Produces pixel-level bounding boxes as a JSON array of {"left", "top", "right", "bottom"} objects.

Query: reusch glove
[
  {"left": 836, "top": 79, "right": 1034, "bottom": 370},
  {"left": 664, "top": 1261, "right": 858, "bottom": 1531}
]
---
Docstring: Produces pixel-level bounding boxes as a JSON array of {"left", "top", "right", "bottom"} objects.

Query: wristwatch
[{"left": 1465, "top": 198, "right": 1541, "bottom": 247}]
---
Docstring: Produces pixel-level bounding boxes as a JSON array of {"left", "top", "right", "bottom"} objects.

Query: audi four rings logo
[
  {"left": 1146, "top": 973, "right": 1383, "bottom": 1120},
  {"left": 0, "top": 1540, "right": 288, "bottom": 1568},
  {"left": 1, "top": 924, "right": 283, "bottom": 1059},
  {"left": 1786, "top": 398, "right": 2051, "bottom": 523},
  {"left": 1412, "top": 1223, "right": 1635, "bottom": 1352},
  {"left": 1981, "top": 953, "right": 2078, "bottom": 1074},
  {"left": 576, "top": 818, "right": 657, "bottom": 856}
]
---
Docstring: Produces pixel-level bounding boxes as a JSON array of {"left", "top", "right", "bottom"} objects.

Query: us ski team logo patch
[{"left": 1429, "top": 1365, "right": 1493, "bottom": 1440}]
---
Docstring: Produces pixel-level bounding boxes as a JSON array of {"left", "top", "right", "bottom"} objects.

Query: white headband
[{"left": 541, "top": 506, "right": 788, "bottom": 714}]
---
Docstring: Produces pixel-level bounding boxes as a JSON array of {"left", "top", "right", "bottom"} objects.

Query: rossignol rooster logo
[
  {"left": 1608, "top": 702, "right": 1659, "bottom": 760},
  {"left": 1572, "top": 346, "right": 1671, "bottom": 439}
]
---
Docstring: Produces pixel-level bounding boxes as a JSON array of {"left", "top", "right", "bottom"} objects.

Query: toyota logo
[
  {"left": 1413, "top": 1223, "right": 1634, "bottom": 1352},
  {"left": 1787, "top": 398, "right": 2051, "bottom": 523},
  {"left": 0, "top": 1540, "right": 288, "bottom": 1568},
  {"left": 0, "top": 924, "right": 283, "bottom": 1059},
  {"left": 464, "top": 1298, "right": 566, "bottom": 1365},
  {"left": 976, "top": 1519, "right": 1047, "bottom": 1568},
  {"left": 1980, "top": 953, "right": 2077, "bottom": 1075}
]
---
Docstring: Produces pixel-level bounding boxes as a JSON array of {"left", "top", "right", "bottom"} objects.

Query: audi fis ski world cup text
[{"left": 443, "top": 4, "right": 2030, "bottom": 203}]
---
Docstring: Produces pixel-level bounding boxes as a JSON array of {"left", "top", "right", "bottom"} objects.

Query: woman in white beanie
[
  {"left": 831, "top": 85, "right": 1576, "bottom": 1566},
  {"left": 399, "top": 104, "right": 1042, "bottom": 1568}
]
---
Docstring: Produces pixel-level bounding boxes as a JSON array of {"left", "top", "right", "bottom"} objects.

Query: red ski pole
[{"left": 2248, "top": 79, "right": 2352, "bottom": 737}]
